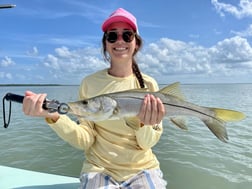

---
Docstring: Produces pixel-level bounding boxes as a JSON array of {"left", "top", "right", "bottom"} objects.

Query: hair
[{"left": 102, "top": 32, "right": 145, "bottom": 88}]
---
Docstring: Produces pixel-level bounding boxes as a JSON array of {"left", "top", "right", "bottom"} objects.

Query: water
[{"left": 0, "top": 84, "right": 252, "bottom": 189}]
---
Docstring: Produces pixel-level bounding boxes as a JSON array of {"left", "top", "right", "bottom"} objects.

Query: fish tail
[
  {"left": 203, "top": 108, "right": 245, "bottom": 143},
  {"left": 210, "top": 108, "right": 246, "bottom": 122}
]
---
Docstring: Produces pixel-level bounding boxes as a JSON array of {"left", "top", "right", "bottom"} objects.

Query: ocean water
[{"left": 0, "top": 84, "right": 251, "bottom": 189}]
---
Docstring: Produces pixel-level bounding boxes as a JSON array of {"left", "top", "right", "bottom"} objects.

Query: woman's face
[{"left": 105, "top": 22, "right": 138, "bottom": 63}]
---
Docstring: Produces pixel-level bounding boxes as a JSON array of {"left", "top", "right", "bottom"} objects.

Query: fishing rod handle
[
  {"left": 4, "top": 93, "right": 24, "bottom": 103},
  {"left": 4, "top": 93, "right": 48, "bottom": 110}
]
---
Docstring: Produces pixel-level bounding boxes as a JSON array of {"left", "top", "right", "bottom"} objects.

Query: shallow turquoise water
[{"left": 0, "top": 84, "right": 251, "bottom": 189}]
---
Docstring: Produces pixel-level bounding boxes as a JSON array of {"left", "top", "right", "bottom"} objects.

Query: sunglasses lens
[
  {"left": 122, "top": 31, "right": 135, "bottom": 42},
  {"left": 106, "top": 32, "right": 117, "bottom": 43}
]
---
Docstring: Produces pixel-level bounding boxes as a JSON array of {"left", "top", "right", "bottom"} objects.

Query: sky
[{"left": 1, "top": 0, "right": 252, "bottom": 84}]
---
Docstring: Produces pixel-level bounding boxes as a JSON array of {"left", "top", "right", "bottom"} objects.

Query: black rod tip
[{"left": 0, "top": 4, "right": 16, "bottom": 9}]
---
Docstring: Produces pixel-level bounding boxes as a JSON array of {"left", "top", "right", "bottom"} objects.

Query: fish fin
[
  {"left": 170, "top": 117, "right": 188, "bottom": 130},
  {"left": 203, "top": 119, "right": 228, "bottom": 143},
  {"left": 159, "top": 82, "right": 185, "bottom": 100},
  {"left": 124, "top": 116, "right": 141, "bottom": 130},
  {"left": 209, "top": 108, "right": 246, "bottom": 122}
]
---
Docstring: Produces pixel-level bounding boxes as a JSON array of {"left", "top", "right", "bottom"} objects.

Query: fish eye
[{"left": 82, "top": 100, "right": 88, "bottom": 105}]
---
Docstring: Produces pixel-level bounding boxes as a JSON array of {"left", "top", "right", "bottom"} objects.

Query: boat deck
[{"left": 0, "top": 165, "right": 80, "bottom": 189}]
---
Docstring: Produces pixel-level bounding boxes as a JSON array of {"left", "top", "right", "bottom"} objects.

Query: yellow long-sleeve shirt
[{"left": 47, "top": 69, "right": 163, "bottom": 182}]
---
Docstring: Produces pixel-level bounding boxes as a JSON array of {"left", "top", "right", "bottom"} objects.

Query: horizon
[{"left": 1, "top": 82, "right": 252, "bottom": 87}]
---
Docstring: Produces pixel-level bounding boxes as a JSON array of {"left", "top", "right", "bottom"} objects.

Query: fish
[{"left": 67, "top": 82, "right": 246, "bottom": 143}]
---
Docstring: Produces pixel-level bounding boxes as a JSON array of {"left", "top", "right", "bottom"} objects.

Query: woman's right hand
[
  {"left": 23, "top": 91, "right": 59, "bottom": 121},
  {"left": 137, "top": 94, "right": 165, "bottom": 125}
]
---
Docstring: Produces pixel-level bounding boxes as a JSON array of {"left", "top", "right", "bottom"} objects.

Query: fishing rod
[
  {"left": 2, "top": 93, "right": 70, "bottom": 128},
  {"left": 0, "top": 4, "right": 16, "bottom": 9}
]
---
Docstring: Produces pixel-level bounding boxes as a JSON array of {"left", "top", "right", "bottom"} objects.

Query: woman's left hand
[{"left": 137, "top": 94, "right": 165, "bottom": 125}]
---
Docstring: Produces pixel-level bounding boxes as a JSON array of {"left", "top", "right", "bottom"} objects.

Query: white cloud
[
  {"left": 231, "top": 24, "right": 252, "bottom": 37},
  {"left": 139, "top": 38, "right": 210, "bottom": 76},
  {"left": 0, "top": 72, "right": 13, "bottom": 80},
  {"left": 5, "top": 73, "right": 13, "bottom": 79},
  {"left": 44, "top": 54, "right": 60, "bottom": 70},
  {"left": 55, "top": 46, "right": 72, "bottom": 58},
  {"left": 49, "top": 37, "right": 92, "bottom": 47},
  {"left": 43, "top": 36, "right": 251, "bottom": 84},
  {"left": 0, "top": 56, "right": 15, "bottom": 67},
  {"left": 210, "top": 36, "right": 252, "bottom": 63},
  {"left": 3, "top": 35, "right": 252, "bottom": 84},
  {"left": 135, "top": 35, "right": 252, "bottom": 83},
  {"left": 211, "top": 0, "right": 252, "bottom": 19},
  {"left": 26, "top": 46, "right": 39, "bottom": 56},
  {"left": 42, "top": 46, "right": 107, "bottom": 83}
]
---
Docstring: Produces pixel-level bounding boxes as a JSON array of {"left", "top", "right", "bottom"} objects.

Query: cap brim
[{"left": 102, "top": 16, "right": 137, "bottom": 32}]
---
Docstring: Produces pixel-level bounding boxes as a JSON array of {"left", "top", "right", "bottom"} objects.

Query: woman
[{"left": 23, "top": 8, "right": 167, "bottom": 189}]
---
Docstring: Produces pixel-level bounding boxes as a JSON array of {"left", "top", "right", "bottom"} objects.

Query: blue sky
[{"left": 1, "top": 0, "right": 252, "bottom": 84}]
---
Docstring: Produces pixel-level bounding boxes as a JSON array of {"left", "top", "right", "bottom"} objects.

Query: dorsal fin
[{"left": 159, "top": 82, "right": 185, "bottom": 100}]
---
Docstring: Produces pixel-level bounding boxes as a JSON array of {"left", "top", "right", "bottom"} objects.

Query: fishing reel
[{"left": 2, "top": 93, "right": 70, "bottom": 128}]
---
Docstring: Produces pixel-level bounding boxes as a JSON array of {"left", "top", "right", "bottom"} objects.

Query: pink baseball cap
[{"left": 102, "top": 8, "right": 138, "bottom": 33}]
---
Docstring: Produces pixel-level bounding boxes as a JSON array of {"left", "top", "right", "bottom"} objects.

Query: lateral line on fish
[
  {"left": 113, "top": 95, "right": 222, "bottom": 122},
  {"left": 162, "top": 102, "right": 221, "bottom": 122}
]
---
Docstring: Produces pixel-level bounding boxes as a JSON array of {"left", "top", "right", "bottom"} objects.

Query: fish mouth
[{"left": 66, "top": 102, "right": 82, "bottom": 116}]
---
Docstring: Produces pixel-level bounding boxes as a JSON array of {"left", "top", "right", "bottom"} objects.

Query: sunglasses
[{"left": 105, "top": 30, "right": 135, "bottom": 43}]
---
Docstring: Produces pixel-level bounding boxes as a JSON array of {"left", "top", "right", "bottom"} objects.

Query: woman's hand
[
  {"left": 137, "top": 94, "right": 165, "bottom": 125},
  {"left": 23, "top": 91, "right": 59, "bottom": 121}
]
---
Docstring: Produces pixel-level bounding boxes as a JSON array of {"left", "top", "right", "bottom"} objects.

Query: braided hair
[{"left": 102, "top": 33, "right": 145, "bottom": 88}]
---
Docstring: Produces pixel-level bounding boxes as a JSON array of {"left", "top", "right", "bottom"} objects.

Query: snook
[{"left": 68, "top": 82, "right": 246, "bottom": 142}]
